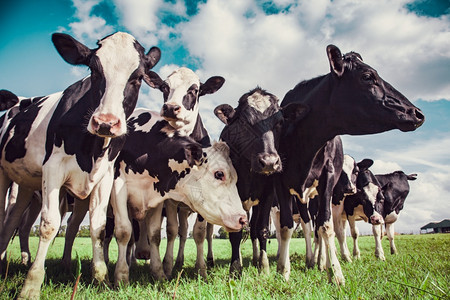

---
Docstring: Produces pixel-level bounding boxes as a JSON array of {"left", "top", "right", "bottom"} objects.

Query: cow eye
[{"left": 214, "top": 170, "right": 225, "bottom": 181}]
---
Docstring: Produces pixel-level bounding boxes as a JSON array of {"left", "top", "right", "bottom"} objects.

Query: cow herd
[{"left": 0, "top": 32, "right": 424, "bottom": 298}]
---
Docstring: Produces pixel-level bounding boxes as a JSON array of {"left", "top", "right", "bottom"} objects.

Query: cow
[
  {"left": 60, "top": 67, "right": 225, "bottom": 279},
  {"left": 332, "top": 158, "right": 384, "bottom": 261},
  {"left": 214, "top": 87, "right": 304, "bottom": 276},
  {"left": 0, "top": 32, "right": 161, "bottom": 299},
  {"left": 375, "top": 170, "right": 417, "bottom": 258},
  {"left": 110, "top": 108, "right": 247, "bottom": 286},
  {"left": 274, "top": 44, "right": 424, "bottom": 284}
]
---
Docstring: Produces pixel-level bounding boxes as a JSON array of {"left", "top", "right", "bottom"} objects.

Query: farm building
[{"left": 420, "top": 219, "right": 450, "bottom": 234}]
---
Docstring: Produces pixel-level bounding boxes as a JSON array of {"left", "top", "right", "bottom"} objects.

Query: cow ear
[
  {"left": 407, "top": 173, "right": 417, "bottom": 181},
  {"left": 327, "top": 44, "right": 344, "bottom": 77},
  {"left": 214, "top": 104, "right": 235, "bottom": 125},
  {"left": 184, "top": 143, "right": 203, "bottom": 167},
  {"left": 0, "top": 90, "right": 19, "bottom": 111},
  {"left": 52, "top": 33, "right": 92, "bottom": 66},
  {"left": 144, "top": 71, "right": 166, "bottom": 90},
  {"left": 357, "top": 159, "right": 374, "bottom": 170},
  {"left": 145, "top": 46, "right": 161, "bottom": 69},
  {"left": 199, "top": 76, "right": 225, "bottom": 96},
  {"left": 282, "top": 103, "right": 309, "bottom": 123}
]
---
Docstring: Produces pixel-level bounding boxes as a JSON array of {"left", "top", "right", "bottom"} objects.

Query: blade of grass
[{"left": 388, "top": 279, "right": 445, "bottom": 299}]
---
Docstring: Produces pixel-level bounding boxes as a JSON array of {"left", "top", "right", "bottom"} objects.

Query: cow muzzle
[
  {"left": 161, "top": 103, "right": 181, "bottom": 120},
  {"left": 223, "top": 213, "right": 248, "bottom": 232},
  {"left": 370, "top": 214, "right": 384, "bottom": 225},
  {"left": 90, "top": 113, "right": 122, "bottom": 137},
  {"left": 253, "top": 153, "right": 282, "bottom": 175}
]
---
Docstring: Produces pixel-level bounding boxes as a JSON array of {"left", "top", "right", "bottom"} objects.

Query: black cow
[
  {"left": 274, "top": 44, "right": 424, "bottom": 284},
  {"left": 214, "top": 87, "right": 303, "bottom": 275},
  {"left": 0, "top": 32, "right": 160, "bottom": 298}
]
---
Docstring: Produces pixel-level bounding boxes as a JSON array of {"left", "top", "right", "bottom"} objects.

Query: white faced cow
[
  {"left": 0, "top": 32, "right": 160, "bottom": 299},
  {"left": 111, "top": 108, "right": 247, "bottom": 286}
]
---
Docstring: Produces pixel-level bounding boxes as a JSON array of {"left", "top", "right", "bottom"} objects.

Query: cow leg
[
  {"left": 147, "top": 203, "right": 166, "bottom": 280},
  {"left": 174, "top": 208, "right": 190, "bottom": 271},
  {"left": 385, "top": 223, "right": 397, "bottom": 255},
  {"left": 257, "top": 191, "right": 274, "bottom": 275},
  {"left": 333, "top": 203, "right": 351, "bottom": 263},
  {"left": 88, "top": 176, "right": 113, "bottom": 285},
  {"left": 347, "top": 216, "right": 360, "bottom": 259},
  {"left": 19, "top": 168, "right": 63, "bottom": 299},
  {"left": 206, "top": 222, "right": 214, "bottom": 267},
  {"left": 229, "top": 230, "right": 243, "bottom": 277},
  {"left": 193, "top": 215, "right": 207, "bottom": 278},
  {"left": 134, "top": 218, "right": 150, "bottom": 261},
  {"left": 103, "top": 215, "right": 115, "bottom": 265},
  {"left": 62, "top": 198, "right": 89, "bottom": 270},
  {"left": 19, "top": 197, "right": 42, "bottom": 266},
  {"left": 163, "top": 200, "right": 178, "bottom": 279},
  {"left": 277, "top": 189, "right": 294, "bottom": 281},
  {"left": 250, "top": 206, "right": 259, "bottom": 267},
  {"left": 111, "top": 177, "right": 132, "bottom": 286},
  {"left": 270, "top": 206, "right": 281, "bottom": 259},
  {"left": 0, "top": 174, "right": 12, "bottom": 235},
  {"left": 0, "top": 186, "right": 34, "bottom": 269},
  {"left": 297, "top": 200, "right": 314, "bottom": 268},
  {"left": 372, "top": 224, "right": 385, "bottom": 260}
]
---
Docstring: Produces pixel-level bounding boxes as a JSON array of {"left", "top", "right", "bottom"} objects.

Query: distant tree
[
  {"left": 57, "top": 225, "right": 67, "bottom": 237},
  {"left": 30, "top": 225, "right": 40, "bottom": 237},
  {"left": 218, "top": 227, "right": 229, "bottom": 239},
  {"left": 77, "top": 225, "right": 90, "bottom": 237}
]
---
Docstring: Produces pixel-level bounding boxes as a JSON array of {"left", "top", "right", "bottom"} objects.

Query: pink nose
[
  {"left": 91, "top": 113, "right": 121, "bottom": 136},
  {"left": 370, "top": 215, "right": 382, "bottom": 225}
]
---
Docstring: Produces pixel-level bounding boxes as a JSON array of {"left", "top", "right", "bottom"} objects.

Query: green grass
[{"left": 0, "top": 234, "right": 449, "bottom": 299}]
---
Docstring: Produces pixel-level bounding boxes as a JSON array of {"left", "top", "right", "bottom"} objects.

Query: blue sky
[{"left": 0, "top": 0, "right": 449, "bottom": 234}]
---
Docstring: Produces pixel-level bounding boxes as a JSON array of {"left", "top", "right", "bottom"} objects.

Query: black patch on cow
[
  {"left": 0, "top": 97, "right": 47, "bottom": 162},
  {"left": 0, "top": 90, "right": 19, "bottom": 111},
  {"left": 115, "top": 116, "right": 200, "bottom": 197},
  {"left": 182, "top": 84, "right": 199, "bottom": 111}
]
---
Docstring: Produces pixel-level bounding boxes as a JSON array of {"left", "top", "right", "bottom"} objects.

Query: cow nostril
[
  {"left": 415, "top": 109, "right": 425, "bottom": 121},
  {"left": 173, "top": 105, "right": 181, "bottom": 112},
  {"left": 239, "top": 216, "right": 247, "bottom": 226}
]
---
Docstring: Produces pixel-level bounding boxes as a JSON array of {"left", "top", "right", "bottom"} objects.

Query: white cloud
[{"left": 69, "top": 0, "right": 114, "bottom": 43}]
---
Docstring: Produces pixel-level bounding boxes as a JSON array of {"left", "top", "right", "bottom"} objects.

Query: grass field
[{"left": 0, "top": 233, "right": 449, "bottom": 299}]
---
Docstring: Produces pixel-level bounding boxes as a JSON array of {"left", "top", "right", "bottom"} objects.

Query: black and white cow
[
  {"left": 274, "top": 45, "right": 424, "bottom": 284},
  {"left": 332, "top": 157, "right": 384, "bottom": 262},
  {"left": 0, "top": 32, "right": 161, "bottom": 298},
  {"left": 375, "top": 170, "right": 417, "bottom": 258},
  {"left": 110, "top": 108, "right": 247, "bottom": 286},
  {"left": 60, "top": 67, "right": 225, "bottom": 279},
  {"left": 214, "top": 87, "right": 303, "bottom": 275}
]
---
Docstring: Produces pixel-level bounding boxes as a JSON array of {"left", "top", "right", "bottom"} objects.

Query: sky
[{"left": 0, "top": 0, "right": 449, "bottom": 235}]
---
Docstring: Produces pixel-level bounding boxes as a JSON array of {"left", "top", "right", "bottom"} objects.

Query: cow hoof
[
  {"left": 391, "top": 249, "right": 398, "bottom": 255},
  {"left": 276, "top": 263, "right": 290, "bottom": 281},
  {"left": 377, "top": 255, "right": 386, "bottom": 261},
  {"left": 353, "top": 253, "right": 361, "bottom": 260},
  {"left": 229, "top": 260, "right": 242, "bottom": 278},
  {"left": 207, "top": 257, "right": 215, "bottom": 268},
  {"left": 21, "top": 252, "right": 32, "bottom": 266},
  {"left": 259, "top": 251, "right": 270, "bottom": 275},
  {"left": 342, "top": 255, "right": 352, "bottom": 263}
]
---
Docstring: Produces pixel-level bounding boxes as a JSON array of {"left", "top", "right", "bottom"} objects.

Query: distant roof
[{"left": 421, "top": 219, "right": 450, "bottom": 230}]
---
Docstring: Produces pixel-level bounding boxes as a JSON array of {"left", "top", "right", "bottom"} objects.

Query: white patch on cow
[
  {"left": 303, "top": 180, "right": 319, "bottom": 201},
  {"left": 247, "top": 91, "right": 271, "bottom": 113},
  {"left": 131, "top": 109, "right": 161, "bottom": 133},
  {"left": 168, "top": 159, "right": 189, "bottom": 174},
  {"left": 162, "top": 67, "right": 201, "bottom": 135},
  {"left": 363, "top": 182, "right": 379, "bottom": 204},
  {"left": 89, "top": 32, "right": 140, "bottom": 136},
  {"left": 342, "top": 155, "right": 356, "bottom": 193},
  {"left": 385, "top": 211, "right": 398, "bottom": 224},
  {"left": 243, "top": 198, "right": 259, "bottom": 211}
]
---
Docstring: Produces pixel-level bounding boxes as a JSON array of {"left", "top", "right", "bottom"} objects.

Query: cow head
[
  {"left": 145, "top": 67, "right": 225, "bottom": 136},
  {"left": 381, "top": 171, "right": 416, "bottom": 222},
  {"left": 180, "top": 142, "right": 247, "bottom": 232},
  {"left": 355, "top": 159, "right": 384, "bottom": 225},
  {"left": 52, "top": 32, "right": 161, "bottom": 138},
  {"left": 337, "top": 154, "right": 359, "bottom": 196},
  {"left": 215, "top": 87, "right": 306, "bottom": 175},
  {"left": 326, "top": 45, "right": 425, "bottom": 134}
]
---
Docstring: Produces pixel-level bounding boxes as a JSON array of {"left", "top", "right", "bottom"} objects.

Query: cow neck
[
  {"left": 189, "top": 115, "right": 211, "bottom": 148},
  {"left": 44, "top": 77, "right": 116, "bottom": 172},
  {"left": 281, "top": 74, "right": 340, "bottom": 190}
]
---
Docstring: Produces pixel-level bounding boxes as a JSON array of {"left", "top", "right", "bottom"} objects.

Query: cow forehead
[
  {"left": 96, "top": 32, "right": 140, "bottom": 80},
  {"left": 363, "top": 182, "right": 379, "bottom": 204},
  {"left": 342, "top": 155, "right": 355, "bottom": 178},
  {"left": 247, "top": 91, "right": 272, "bottom": 113},
  {"left": 166, "top": 68, "right": 200, "bottom": 91}
]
